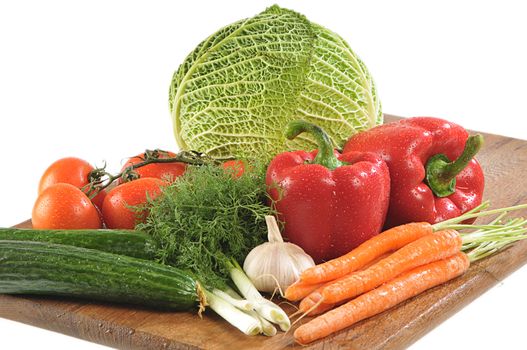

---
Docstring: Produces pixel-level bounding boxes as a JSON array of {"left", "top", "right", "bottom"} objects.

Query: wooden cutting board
[{"left": 1, "top": 115, "right": 527, "bottom": 350}]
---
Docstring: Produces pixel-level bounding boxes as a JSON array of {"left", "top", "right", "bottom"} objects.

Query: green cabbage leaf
[{"left": 169, "top": 5, "right": 382, "bottom": 160}]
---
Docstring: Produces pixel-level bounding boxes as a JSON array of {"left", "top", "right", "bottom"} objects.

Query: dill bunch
[{"left": 137, "top": 161, "right": 274, "bottom": 289}]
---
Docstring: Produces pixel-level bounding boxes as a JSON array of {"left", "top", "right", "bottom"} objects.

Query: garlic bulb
[{"left": 243, "top": 216, "right": 315, "bottom": 293}]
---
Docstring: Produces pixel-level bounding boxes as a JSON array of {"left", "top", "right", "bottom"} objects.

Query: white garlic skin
[{"left": 243, "top": 241, "right": 315, "bottom": 293}]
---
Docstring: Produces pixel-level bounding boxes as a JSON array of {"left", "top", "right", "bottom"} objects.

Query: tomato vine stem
[{"left": 82, "top": 150, "right": 222, "bottom": 199}]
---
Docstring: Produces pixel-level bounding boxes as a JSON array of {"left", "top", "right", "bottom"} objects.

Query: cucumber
[
  {"left": 0, "top": 228, "right": 158, "bottom": 260},
  {"left": 0, "top": 240, "right": 202, "bottom": 310}
]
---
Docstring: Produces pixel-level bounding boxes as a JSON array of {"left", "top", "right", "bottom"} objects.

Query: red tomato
[
  {"left": 120, "top": 151, "right": 187, "bottom": 183},
  {"left": 32, "top": 183, "right": 102, "bottom": 229},
  {"left": 102, "top": 177, "right": 165, "bottom": 229},
  {"left": 38, "top": 157, "right": 106, "bottom": 208},
  {"left": 222, "top": 160, "right": 246, "bottom": 178}
]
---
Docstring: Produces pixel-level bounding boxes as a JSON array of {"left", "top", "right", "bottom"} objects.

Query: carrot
[
  {"left": 298, "top": 252, "right": 392, "bottom": 315},
  {"left": 284, "top": 279, "right": 324, "bottom": 302},
  {"left": 294, "top": 252, "right": 470, "bottom": 345},
  {"left": 300, "top": 222, "right": 433, "bottom": 284},
  {"left": 321, "top": 229, "right": 462, "bottom": 304}
]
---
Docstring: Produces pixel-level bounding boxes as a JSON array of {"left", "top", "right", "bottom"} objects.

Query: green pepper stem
[
  {"left": 441, "top": 135, "right": 483, "bottom": 180},
  {"left": 426, "top": 134, "right": 484, "bottom": 197},
  {"left": 285, "top": 120, "right": 343, "bottom": 170}
]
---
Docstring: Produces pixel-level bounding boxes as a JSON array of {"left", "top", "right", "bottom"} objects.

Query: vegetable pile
[
  {"left": 1, "top": 3, "right": 527, "bottom": 347},
  {"left": 5, "top": 159, "right": 293, "bottom": 336}
]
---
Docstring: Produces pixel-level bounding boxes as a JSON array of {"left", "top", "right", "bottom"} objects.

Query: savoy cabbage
[{"left": 169, "top": 5, "right": 382, "bottom": 160}]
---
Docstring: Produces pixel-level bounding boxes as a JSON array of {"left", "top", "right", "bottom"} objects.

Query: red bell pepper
[
  {"left": 343, "top": 117, "right": 485, "bottom": 228},
  {"left": 266, "top": 120, "right": 390, "bottom": 263}
]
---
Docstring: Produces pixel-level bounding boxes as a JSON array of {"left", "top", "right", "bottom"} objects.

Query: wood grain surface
[{"left": 1, "top": 115, "right": 527, "bottom": 350}]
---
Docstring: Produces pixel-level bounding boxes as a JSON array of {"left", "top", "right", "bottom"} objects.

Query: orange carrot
[
  {"left": 298, "top": 252, "right": 392, "bottom": 315},
  {"left": 300, "top": 222, "right": 433, "bottom": 284},
  {"left": 294, "top": 252, "right": 470, "bottom": 345},
  {"left": 284, "top": 279, "right": 324, "bottom": 302},
  {"left": 322, "top": 229, "right": 462, "bottom": 304}
]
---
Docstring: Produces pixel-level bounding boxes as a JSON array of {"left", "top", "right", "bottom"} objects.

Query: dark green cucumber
[
  {"left": 0, "top": 228, "right": 158, "bottom": 260},
  {"left": 0, "top": 240, "right": 202, "bottom": 310}
]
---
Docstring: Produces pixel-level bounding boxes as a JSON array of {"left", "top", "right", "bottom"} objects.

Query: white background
[{"left": 1, "top": 0, "right": 526, "bottom": 349}]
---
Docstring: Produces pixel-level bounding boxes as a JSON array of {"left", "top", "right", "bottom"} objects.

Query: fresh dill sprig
[{"left": 137, "top": 161, "right": 274, "bottom": 289}]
